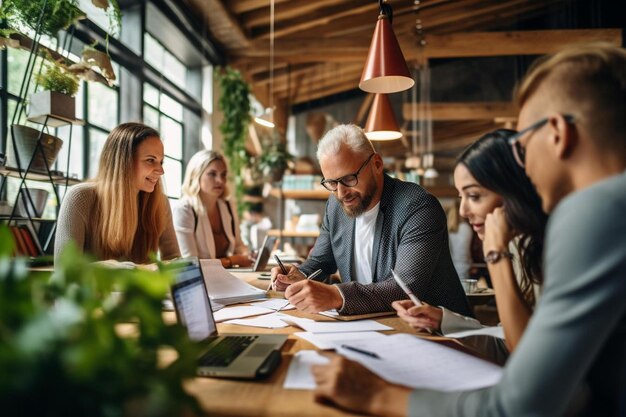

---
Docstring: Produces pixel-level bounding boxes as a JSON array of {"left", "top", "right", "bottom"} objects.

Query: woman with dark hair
[
  {"left": 393, "top": 129, "right": 547, "bottom": 352},
  {"left": 54, "top": 122, "right": 180, "bottom": 264}
]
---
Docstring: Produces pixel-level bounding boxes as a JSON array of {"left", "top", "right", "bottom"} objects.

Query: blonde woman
[
  {"left": 173, "top": 150, "right": 251, "bottom": 268},
  {"left": 54, "top": 122, "right": 180, "bottom": 264}
]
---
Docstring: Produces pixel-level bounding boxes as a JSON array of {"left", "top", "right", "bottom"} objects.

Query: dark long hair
[{"left": 457, "top": 129, "right": 547, "bottom": 306}]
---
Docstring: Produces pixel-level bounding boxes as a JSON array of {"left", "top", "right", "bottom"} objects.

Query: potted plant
[
  {"left": 257, "top": 137, "right": 294, "bottom": 183},
  {"left": 0, "top": 226, "right": 201, "bottom": 416},
  {"left": 29, "top": 58, "right": 80, "bottom": 122}
]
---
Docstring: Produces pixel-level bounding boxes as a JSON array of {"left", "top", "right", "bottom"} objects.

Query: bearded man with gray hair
[{"left": 271, "top": 124, "right": 470, "bottom": 317}]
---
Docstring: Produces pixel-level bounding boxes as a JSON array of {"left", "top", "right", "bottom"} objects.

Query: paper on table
[
  {"left": 250, "top": 299, "right": 295, "bottom": 311},
  {"left": 200, "top": 259, "right": 266, "bottom": 305},
  {"left": 225, "top": 313, "right": 290, "bottom": 328},
  {"left": 446, "top": 326, "right": 505, "bottom": 340},
  {"left": 283, "top": 350, "right": 330, "bottom": 390},
  {"left": 294, "top": 331, "right": 388, "bottom": 350},
  {"left": 281, "top": 316, "right": 392, "bottom": 333},
  {"left": 213, "top": 306, "right": 274, "bottom": 322},
  {"left": 336, "top": 333, "right": 502, "bottom": 391}
]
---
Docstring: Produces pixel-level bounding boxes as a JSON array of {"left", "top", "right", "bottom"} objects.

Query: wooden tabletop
[{"left": 182, "top": 271, "right": 425, "bottom": 417}]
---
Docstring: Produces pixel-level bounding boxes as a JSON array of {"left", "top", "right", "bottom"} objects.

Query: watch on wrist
[{"left": 484, "top": 250, "right": 514, "bottom": 264}]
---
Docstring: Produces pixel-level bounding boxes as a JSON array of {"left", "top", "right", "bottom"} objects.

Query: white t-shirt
[{"left": 353, "top": 202, "right": 380, "bottom": 284}]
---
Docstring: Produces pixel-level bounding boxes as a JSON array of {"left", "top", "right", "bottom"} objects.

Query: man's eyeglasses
[
  {"left": 508, "top": 114, "right": 575, "bottom": 167},
  {"left": 320, "top": 153, "right": 375, "bottom": 192}
]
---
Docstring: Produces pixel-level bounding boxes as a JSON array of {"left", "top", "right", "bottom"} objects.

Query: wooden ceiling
[{"left": 182, "top": 0, "right": 621, "bottom": 166}]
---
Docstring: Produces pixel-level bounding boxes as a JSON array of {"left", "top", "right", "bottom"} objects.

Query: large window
[
  {"left": 143, "top": 83, "right": 183, "bottom": 198},
  {"left": 1, "top": 1, "right": 214, "bottom": 223}
]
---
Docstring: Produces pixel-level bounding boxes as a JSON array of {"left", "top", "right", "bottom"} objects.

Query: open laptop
[
  {"left": 229, "top": 235, "right": 277, "bottom": 272},
  {"left": 170, "top": 262, "right": 287, "bottom": 378}
]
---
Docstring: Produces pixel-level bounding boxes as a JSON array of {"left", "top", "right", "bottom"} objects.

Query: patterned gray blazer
[{"left": 299, "top": 174, "right": 472, "bottom": 316}]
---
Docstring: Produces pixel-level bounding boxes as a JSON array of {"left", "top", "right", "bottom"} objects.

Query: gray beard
[{"left": 340, "top": 180, "right": 377, "bottom": 218}]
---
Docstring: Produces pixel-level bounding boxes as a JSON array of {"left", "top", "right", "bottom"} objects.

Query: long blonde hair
[
  {"left": 180, "top": 150, "right": 230, "bottom": 215},
  {"left": 94, "top": 122, "right": 168, "bottom": 263}
]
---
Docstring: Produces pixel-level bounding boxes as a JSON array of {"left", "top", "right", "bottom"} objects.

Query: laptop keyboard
[{"left": 200, "top": 336, "right": 259, "bottom": 367}]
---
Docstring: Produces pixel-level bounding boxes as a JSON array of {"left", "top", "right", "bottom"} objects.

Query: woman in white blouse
[{"left": 172, "top": 150, "right": 251, "bottom": 268}]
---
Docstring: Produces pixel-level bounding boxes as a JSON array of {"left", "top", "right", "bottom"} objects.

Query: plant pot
[
  {"left": 6, "top": 124, "right": 64, "bottom": 172},
  {"left": 27, "top": 91, "right": 76, "bottom": 122},
  {"left": 16, "top": 188, "right": 49, "bottom": 218}
]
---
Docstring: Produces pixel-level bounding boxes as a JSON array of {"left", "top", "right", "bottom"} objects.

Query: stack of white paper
[
  {"left": 200, "top": 259, "right": 266, "bottom": 305},
  {"left": 213, "top": 306, "right": 274, "bottom": 322},
  {"left": 337, "top": 333, "right": 503, "bottom": 391},
  {"left": 280, "top": 316, "right": 392, "bottom": 333},
  {"left": 294, "top": 331, "right": 388, "bottom": 350},
  {"left": 225, "top": 313, "right": 290, "bottom": 328}
]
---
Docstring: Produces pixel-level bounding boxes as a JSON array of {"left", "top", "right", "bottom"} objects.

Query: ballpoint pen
[
  {"left": 340, "top": 344, "right": 381, "bottom": 359},
  {"left": 391, "top": 269, "right": 435, "bottom": 335},
  {"left": 268, "top": 254, "right": 289, "bottom": 291},
  {"left": 306, "top": 269, "right": 323, "bottom": 281}
]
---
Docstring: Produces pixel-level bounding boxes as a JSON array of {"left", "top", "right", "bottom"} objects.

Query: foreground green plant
[{"left": 0, "top": 226, "right": 201, "bottom": 416}]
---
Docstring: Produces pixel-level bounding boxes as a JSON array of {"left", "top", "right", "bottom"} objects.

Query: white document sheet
[
  {"left": 446, "top": 326, "right": 505, "bottom": 340},
  {"left": 250, "top": 299, "right": 295, "bottom": 311},
  {"left": 212, "top": 306, "right": 274, "bottom": 322},
  {"left": 280, "top": 316, "right": 392, "bottom": 333},
  {"left": 224, "top": 313, "right": 290, "bottom": 328},
  {"left": 200, "top": 259, "right": 266, "bottom": 305},
  {"left": 337, "top": 333, "right": 503, "bottom": 391},
  {"left": 283, "top": 350, "right": 330, "bottom": 390},
  {"left": 294, "top": 331, "right": 388, "bottom": 350}
]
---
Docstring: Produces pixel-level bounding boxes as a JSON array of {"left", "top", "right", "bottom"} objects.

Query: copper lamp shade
[
  {"left": 359, "top": 15, "right": 414, "bottom": 94},
  {"left": 364, "top": 93, "right": 402, "bottom": 141}
]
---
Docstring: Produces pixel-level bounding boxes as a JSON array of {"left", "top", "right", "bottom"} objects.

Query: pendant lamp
[
  {"left": 254, "top": 0, "right": 276, "bottom": 129},
  {"left": 359, "top": 0, "right": 414, "bottom": 94},
  {"left": 364, "top": 93, "right": 402, "bottom": 140}
]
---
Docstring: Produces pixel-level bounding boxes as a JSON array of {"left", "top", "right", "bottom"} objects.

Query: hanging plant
[
  {"left": 0, "top": 0, "right": 84, "bottom": 38},
  {"left": 216, "top": 67, "right": 251, "bottom": 208}
]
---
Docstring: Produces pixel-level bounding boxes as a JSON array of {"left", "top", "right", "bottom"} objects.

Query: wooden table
[{"left": 182, "top": 272, "right": 422, "bottom": 417}]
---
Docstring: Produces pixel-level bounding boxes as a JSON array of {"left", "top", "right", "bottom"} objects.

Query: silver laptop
[
  {"left": 229, "top": 235, "right": 277, "bottom": 272},
  {"left": 171, "top": 262, "right": 287, "bottom": 378}
]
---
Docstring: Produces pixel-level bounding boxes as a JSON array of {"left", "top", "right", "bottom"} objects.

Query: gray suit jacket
[
  {"left": 408, "top": 170, "right": 626, "bottom": 416},
  {"left": 300, "top": 174, "right": 471, "bottom": 316}
]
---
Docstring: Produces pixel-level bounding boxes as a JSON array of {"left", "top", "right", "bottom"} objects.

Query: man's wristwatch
[{"left": 484, "top": 250, "right": 514, "bottom": 264}]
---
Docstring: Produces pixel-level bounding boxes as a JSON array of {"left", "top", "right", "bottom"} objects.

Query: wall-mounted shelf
[{"left": 0, "top": 166, "right": 81, "bottom": 185}]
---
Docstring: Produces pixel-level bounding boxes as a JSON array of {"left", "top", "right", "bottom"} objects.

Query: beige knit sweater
[{"left": 54, "top": 182, "right": 180, "bottom": 264}]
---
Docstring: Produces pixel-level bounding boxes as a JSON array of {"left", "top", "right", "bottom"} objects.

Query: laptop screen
[
  {"left": 252, "top": 235, "right": 277, "bottom": 271},
  {"left": 171, "top": 265, "right": 218, "bottom": 342}
]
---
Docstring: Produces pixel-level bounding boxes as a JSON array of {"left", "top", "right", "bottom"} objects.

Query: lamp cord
[
  {"left": 269, "top": 0, "right": 275, "bottom": 124},
  {"left": 378, "top": 0, "right": 393, "bottom": 24}
]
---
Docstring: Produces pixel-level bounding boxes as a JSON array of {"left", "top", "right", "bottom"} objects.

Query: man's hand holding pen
[{"left": 269, "top": 263, "right": 306, "bottom": 291}]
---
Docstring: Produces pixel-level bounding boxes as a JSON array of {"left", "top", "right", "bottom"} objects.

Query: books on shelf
[
  {"left": 281, "top": 175, "right": 323, "bottom": 191},
  {"left": 8, "top": 224, "right": 42, "bottom": 257}
]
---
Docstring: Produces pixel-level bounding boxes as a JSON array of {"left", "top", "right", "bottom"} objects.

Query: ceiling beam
[
  {"left": 404, "top": 29, "right": 623, "bottom": 59},
  {"left": 195, "top": 0, "right": 251, "bottom": 49},
  {"left": 403, "top": 102, "right": 517, "bottom": 121},
  {"left": 230, "top": 0, "right": 290, "bottom": 15},
  {"left": 241, "top": 0, "right": 346, "bottom": 30}
]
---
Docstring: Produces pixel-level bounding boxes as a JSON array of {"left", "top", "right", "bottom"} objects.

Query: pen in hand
[
  {"left": 340, "top": 344, "right": 381, "bottom": 359},
  {"left": 391, "top": 269, "right": 434, "bottom": 335},
  {"left": 306, "top": 269, "right": 323, "bottom": 281},
  {"left": 268, "top": 255, "right": 288, "bottom": 291}
]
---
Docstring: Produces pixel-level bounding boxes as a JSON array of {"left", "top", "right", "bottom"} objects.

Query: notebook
[
  {"left": 170, "top": 262, "right": 287, "bottom": 378},
  {"left": 229, "top": 235, "right": 277, "bottom": 272}
]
